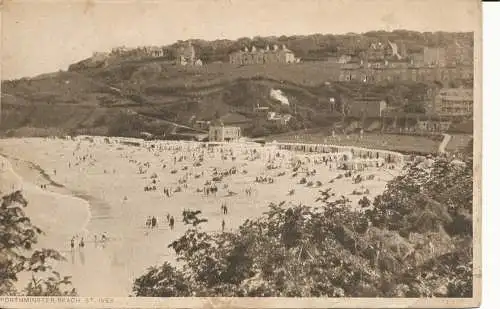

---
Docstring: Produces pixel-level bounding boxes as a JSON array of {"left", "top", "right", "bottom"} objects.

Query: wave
[{"left": 1, "top": 154, "right": 91, "bottom": 239}]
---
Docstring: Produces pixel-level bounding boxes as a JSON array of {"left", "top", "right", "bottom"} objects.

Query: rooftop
[{"left": 232, "top": 44, "right": 294, "bottom": 55}]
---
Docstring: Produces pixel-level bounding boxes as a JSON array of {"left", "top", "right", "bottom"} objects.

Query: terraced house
[
  {"left": 433, "top": 88, "right": 474, "bottom": 117},
  {"left": 229, "top": 45, "right": 298, "bottom": 65},
  {"left": 338, "top": 62, "right": 473, "bottom": 84}
]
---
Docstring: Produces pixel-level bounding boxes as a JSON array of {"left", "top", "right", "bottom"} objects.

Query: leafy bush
[{"left": 0, "top": 191, "right": 77, "bottom": 296}]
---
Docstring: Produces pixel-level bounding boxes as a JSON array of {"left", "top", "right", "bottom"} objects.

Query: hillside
[
  {"left": 1, "top": 61, "right": 445, "bottom": 139},
  {"left": 1, "top": 31, "right": 474, "bottom": 140}
]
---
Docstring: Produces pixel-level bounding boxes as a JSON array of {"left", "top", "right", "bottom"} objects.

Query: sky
[{"left": 1, "top": 0, "right": 480, "bottom": 80}]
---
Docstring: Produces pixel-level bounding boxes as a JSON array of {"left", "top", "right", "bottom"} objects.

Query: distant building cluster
[
  {"left": 229, "top": 45, "right": 299, "bottom": 65},
  {"left": 345, "top": 86, "right": 472, "bottom": 122},
  {"left": 71, "top": 40, "right": 206, "bottom": 71},
  {"left": 338, "top": 63, "right": 473, "bottom": 83},
  {"left": 336, "top": 39, "right": 473, "bottom": 84}
]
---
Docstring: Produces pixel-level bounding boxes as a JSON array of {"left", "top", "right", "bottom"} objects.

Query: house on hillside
[
  {"left": 364, "top": 42, "right": 392, "bottom": 62},
  {"left": 177, "top": 41, "right": 196, "bottom": 66},
  {"left": 229, "top": 44, "right": 297, "bottom": 65},
  {"left": 267, "top": 112, "right": 293, "bottom": 126},
  {"left": 433, "top": 88, "right": 473, "bottom": 117},
  {"left": 363, "top": 40, "right": 407, "bottom": 63},
  {"left": 209, "top": 120, "right": 242, "bottom": 142}
]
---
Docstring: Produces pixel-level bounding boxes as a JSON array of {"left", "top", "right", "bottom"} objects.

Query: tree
[{"left": 0, "top": 191, "right": 77, "bottom": 296}]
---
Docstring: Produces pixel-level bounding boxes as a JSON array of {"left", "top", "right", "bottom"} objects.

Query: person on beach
[
  {"left": 79, "top": 237, "right": 85, "bottom": 248},
  {"left": 151, "top": 216, "right": 157, "bottom": 229},
  {"left": 70, "top": 238, "right": 75, "bottom": 250},
  {"left": 222, "top": 219, "right": 226, "bottom": 231},
  {"left": 169, "top": 217, "right": 175, "bottom": 230},
  {"left": 146, "top": 216, "right": 151, "bottom": 228},
  {"left": 221, "top": 203, "right": 228, "bottom": 215},
  {"left": 101, "top": 234, "right": 108, "bottom": 244}
]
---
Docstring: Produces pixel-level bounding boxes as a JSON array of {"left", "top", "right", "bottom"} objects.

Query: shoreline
[
  {"left": 0, "top": 152, "right": 131, "bottom": 296},
  {"left": 0, "top": 136, "right": 405, "bottom": 296}
]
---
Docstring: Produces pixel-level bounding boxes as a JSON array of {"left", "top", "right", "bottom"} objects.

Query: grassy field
[
  {"left": 446, "top": 134, "right": 473, "bottom": 153},
  {"left": 91, "top": 61, "right": 343, "bottom": 88}
]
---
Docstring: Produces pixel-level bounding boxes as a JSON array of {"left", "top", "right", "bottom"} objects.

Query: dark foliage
[{"left": 0, "top": 191, "right": 77, "bottom": 296}]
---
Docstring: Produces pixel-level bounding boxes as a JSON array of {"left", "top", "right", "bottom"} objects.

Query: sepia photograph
[{"left": 0, "top": 0, "right": 481, "bottom": 308}]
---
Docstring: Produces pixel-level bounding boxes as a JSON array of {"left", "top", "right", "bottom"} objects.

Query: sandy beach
[{"left": 0, "top": 136, "right": 401, "bottom": 296}]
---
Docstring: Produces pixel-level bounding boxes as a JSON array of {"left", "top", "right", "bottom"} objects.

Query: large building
[
  {"left": 208, "top": 124, "right": 242, "bottom": 142},
  {"left": 360, "top": 40, "right": 406, "bottom": 63},
  {"left": 423, "top": 47, "right": 447, "bottom": 67},
  {"left": 433, "top": 88, "right": 473, "bottom": 117},
  {"left": 364, "top": 42, "right": 393, "bottom": 62},
  {"left": 229, "top": 45, "right": 297, "bottom": 65}
]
